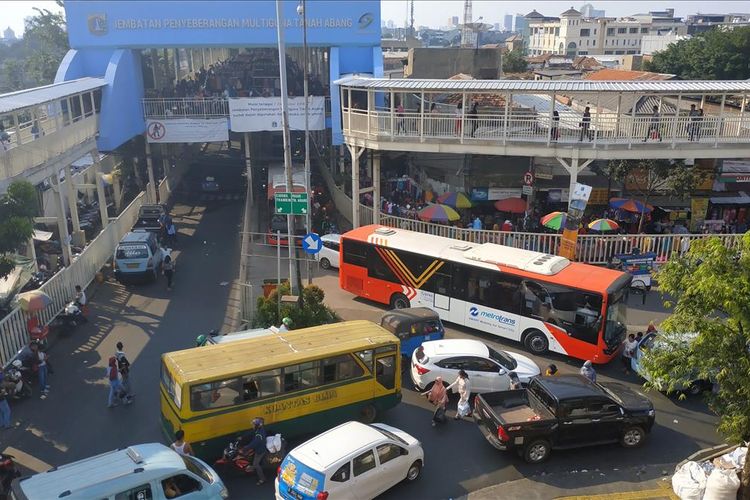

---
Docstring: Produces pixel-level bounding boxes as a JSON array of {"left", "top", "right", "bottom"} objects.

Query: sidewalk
[{"left": 462, "top": 464, "right": 677, "bottom": 500}]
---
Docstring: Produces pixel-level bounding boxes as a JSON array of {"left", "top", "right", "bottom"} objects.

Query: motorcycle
[
  {"left": 3, "top": 361, "right": 32, "bottom": 399},
  {"left": 0, "top": 453, "right": 20, "bottom": 500},
  {"left": 51, "top": 301, "right": 85, "bottom": 335},
  {"left": 215, "top": 435, "right": 286, "bottom": 476}
]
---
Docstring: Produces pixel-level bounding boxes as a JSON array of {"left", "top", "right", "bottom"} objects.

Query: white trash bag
[
  {"left": 703, "top": 468, "right": 740, "bottom": 500},
  {"left": 672, "top": 461, "right": 707, "bottom": 500},
  {"left": 266, "top": 433, "right": 282, "bottom": 454}
]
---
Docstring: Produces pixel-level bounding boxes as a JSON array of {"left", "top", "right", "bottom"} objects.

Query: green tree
[
  {"left": 0, "top": 181, "right": 38, "bottom": 279},
  {"left": 1, "top": 59, "right": 26, "bottom": 93},
  {"left": 253, "top": 284, "right": 340, "bottom": 329},
  {"left": 645, "top": 26, "right": 750, "bottom": 80},
  {"left": 22, "top": 4, "right": 69, "bottom": 86},
  {"left": 606, "top": 158, "right": 706, "bottom": 231},
  {"left": 502, "top": 49, "right": 528, "bottom": 74},
  {"left": 645, "top": 235, "right": 750, "bottom": 497}
]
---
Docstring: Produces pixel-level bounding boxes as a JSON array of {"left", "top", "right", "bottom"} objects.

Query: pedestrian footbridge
[{"left": 335, "top": 77, "right": 750, "bottom": 161}]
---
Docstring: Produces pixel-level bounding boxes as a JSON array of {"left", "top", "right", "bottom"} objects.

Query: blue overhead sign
[
  {"left": 65, "top": 0, "right": 381, "bottom": 48},
  {"left": 302, "top": 233, "right": 323, "bottom": 255}
]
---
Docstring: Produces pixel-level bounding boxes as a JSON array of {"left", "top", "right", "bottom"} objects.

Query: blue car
[{"left": 379, "top": 307, "right": 445, "bottom": 359}]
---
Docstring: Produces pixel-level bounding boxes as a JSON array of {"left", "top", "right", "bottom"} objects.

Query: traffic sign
[
  {"left": 302, "top": 233, "right": 323, "bottom": 255},
  {"left": 522, "top": 185, "right": 533, "bottom": 196},
  {"left": 523, "top": 171, "right": 534, "bottom": 186},
  {"left": 275, "top": 192, "right": 309, "bottom": 215}
]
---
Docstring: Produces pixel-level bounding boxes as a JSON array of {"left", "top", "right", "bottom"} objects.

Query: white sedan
[
  {"left": 315, "top": 233, "right": 341, "bottom": 269},
  {"left": 410, "top": 339, "right": 540, "bottom": 393}
]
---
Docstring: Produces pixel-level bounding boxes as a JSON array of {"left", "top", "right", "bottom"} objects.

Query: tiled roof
[{"left": 585, "top": 69, "right": 676, "bottom": 81}]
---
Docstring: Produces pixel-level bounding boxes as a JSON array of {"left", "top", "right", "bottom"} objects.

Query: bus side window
[
  {"left": 356, "top": 349, "right": 374, "bottom": 373},
  {"left": 343, "top": 239, "right": 368, "bottom": 267},
  {"left": 375, "top": 355, "right": 396, "bottom": 390}
]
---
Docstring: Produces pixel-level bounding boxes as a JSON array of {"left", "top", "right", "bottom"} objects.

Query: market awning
[{"left": 709, "top": 192, "right": 750, "bottom": 205}]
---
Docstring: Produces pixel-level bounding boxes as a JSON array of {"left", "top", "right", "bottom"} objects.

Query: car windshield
[
  {"left": 604, "top": 286, "right": 628, "bottom": 347},
  {"left": 182, "top": 455, "right": 213, "bottom": 483},
  {"left": 371, "top": 426, "right": 408, "bottom": 446},
  {"left": 488, "top": 346, "right": 517, "bottom": 370},
  {"left": 116, "top": 245, "right": 148, "bottom": 259}
]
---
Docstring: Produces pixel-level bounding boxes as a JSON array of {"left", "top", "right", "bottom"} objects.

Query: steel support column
[
  {"left": 144, "top": 140, "right": 157, "bottom": 203},
  {"left": 373, "top": 152, "right": 381, "bottom": 225},
  {"left": 64, "top": 164, "right": 85, "bottom": 246},
  {"left": 557, "top": 157, "right": 593, "bottom": 205},
  {"left": 52, "top": 173, "right": 72, "bottom": 266},
  {"left": 91, "top": 151, "right": 110, "bottom": 228},
  {"left": 347, "top": 144, "right": 366, "bottom": 228}
]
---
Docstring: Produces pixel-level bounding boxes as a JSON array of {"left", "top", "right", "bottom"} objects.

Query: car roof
[
  {"left": 120, "top": 232, "right": 152, "bottom": 243},
  {"left": 290, "top": 422, "right": 386, "bottom": 470},
  {"left": 16, "top": 444, "right": 185, "bottom": 499},
  {"left": 321, "top": 234, "right": 341, "bottom": 242},
  {"left": 422, "top": 339, "right": 489, "bottom": 357},
  {"left": 535, "top": 374, "right": 606, "bottom": 399}
]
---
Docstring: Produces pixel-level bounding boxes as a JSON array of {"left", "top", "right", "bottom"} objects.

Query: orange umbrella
[{"left": 494, "top": 197, "right": 527, "bottom": 214}]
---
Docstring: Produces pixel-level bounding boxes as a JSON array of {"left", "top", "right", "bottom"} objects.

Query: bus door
[{"left": 374, "top": 347, "right": 398, "bottom": 392}]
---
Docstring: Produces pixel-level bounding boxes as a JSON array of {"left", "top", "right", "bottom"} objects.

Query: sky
[{"left": 1, "top": 0, "right": 748, "bottom": 36}]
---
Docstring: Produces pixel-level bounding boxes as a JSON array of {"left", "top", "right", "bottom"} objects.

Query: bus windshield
[{"left": 604, "top": 286, "right": 629, "bottom": 348}]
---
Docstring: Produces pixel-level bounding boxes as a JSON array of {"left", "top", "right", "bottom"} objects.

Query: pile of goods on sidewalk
[{"left": 672, "top": 444, "right": 747, "bottom": 500}]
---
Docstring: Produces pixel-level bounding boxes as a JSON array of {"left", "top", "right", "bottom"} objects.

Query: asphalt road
[{"left": 1, "top": 157, "right": 720, "bottom": 500}]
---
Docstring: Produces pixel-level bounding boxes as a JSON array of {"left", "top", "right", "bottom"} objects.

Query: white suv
[
  {"left": 315, "top": 234, "right": 341, "bottom": 270},
  {"left": 410, "top": 339, "right": 540, "bottom": 393}
]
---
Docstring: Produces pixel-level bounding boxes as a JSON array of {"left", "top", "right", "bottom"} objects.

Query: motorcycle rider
[{"left": 241, "top": 417, "right": 268, "bottom": 485}]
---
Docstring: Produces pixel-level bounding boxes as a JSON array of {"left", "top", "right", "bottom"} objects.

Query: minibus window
[
  {"left": 356, "top": 349, "right": 374, "bottom": 372},
  {"left": 161, "top": 362, "right": 181, "bottom": 409},
  {"left": 190, "top": 379, "right": 240, "bottom": 411},
  {"left": 375, "top": 355, "right": 396, "bottom": 390},
  {"left": 114, "top": 484, "right": 153, "bottom": 500}
]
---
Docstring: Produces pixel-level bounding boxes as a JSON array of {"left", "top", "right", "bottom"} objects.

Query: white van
[
  {"left": 275, "top": 421, "right": 423, "bottom": 500},
  {"left": 10, "top": 443, "right": 228, "bottom": 500},
  {"left": 315, "top": 234, "right": 341, "bottom": 270}
]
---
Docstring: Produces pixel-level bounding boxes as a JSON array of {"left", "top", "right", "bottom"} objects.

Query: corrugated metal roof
[
  {"left": 334, "top": 76, "right": 750, "bottom": 93},
  {"left": 0, "top": 78, "right": 107, "bottom": 115}
]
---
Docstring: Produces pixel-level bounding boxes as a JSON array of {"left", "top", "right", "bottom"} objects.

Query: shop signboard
[
  {"left": 487, "top": 188, "right": 522, "bottom": 201},
  {"left": 470, "top": 187, "right": 489, "bottom": 201},
  {"left": 690, "top": 198, "right": 709, "bottom": 231}
]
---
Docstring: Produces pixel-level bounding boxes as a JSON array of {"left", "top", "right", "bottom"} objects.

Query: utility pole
[
  {"left": 276, "top": 0, "right": 303, "bottom": 304},
  {"left": 298, "top": 0, "right": 312, "bottom": 285}
]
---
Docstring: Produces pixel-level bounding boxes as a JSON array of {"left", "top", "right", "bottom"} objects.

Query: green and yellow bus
[{"left": 160, "top": 320, "right": 402, "bottom": 458}]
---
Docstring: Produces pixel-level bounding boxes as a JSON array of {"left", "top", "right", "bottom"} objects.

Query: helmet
[
  {"left": 282, "top": 317, "right": 293, "bottom": 327},
  {"left": 11, "top": 360, "right": 22, "bottom": 369},
  {"left": 196, "top": 334, "right": 207, "bottom": 346},
  {"left": 253, "top": 417, "right": 264, "bottom": 427}
]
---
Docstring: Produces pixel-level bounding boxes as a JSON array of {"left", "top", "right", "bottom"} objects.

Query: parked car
[
  {"left": 410, "top": 339, "right": 540, "bottom": 393},
  {"left": 132, "top": 204, "right": 167, "bottom": 233},
  {"left": 275, "top": 421, "right": 423, "bottom": 500},
  {"left": 114, "top": 231, "right": 165, "bottom": 283},
  {"left": 315, "top": 234, "right": 341, "bottom": 270},
  {"left": 10, "top": 443, "right": 228, "bottom": 499},
  {"left": 473, "top": 374, "right": 655, "bottom": 463},
  {"left": 379, "top": 307, "right": 445, "bottom": 359},
  {"left": 631, "top": 331, "right": 715, "bottom": 396}
]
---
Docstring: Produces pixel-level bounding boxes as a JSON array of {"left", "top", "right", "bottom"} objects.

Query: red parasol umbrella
[{"left": 494, "top": 197, "right": 527, "bottom": 214}]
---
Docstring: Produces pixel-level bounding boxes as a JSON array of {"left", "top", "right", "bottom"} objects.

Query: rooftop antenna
[
  {"left": 461, "top": 0, "right": 473, "bottom": 47},
  {"left": 410, "top": 0, "right": 415, "bottom": 37}
]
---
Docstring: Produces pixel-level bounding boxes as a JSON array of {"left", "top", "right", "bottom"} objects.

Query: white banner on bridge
[
  {"left": 228, "top": 97, "right": 326, "bottom": 132},
  {"left": 146, "top": 118, "right": 229, "bottom": 143}
]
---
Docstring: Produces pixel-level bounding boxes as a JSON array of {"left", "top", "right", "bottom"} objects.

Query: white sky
[
  {"left": 2, "top": 1, "right": 748, "bottom": 36},
  {"left": 2, "top": 1, "right": 63, "bottom": 37}
]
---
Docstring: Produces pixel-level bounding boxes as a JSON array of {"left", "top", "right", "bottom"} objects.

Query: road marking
[
  {"left": 555, "top": 485, "right": 678, "bottom": 500},
  {"left": 2, "top": 446, "right": 53, "bottom": 473}
]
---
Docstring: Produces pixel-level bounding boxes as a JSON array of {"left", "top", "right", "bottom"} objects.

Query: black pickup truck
[
  {"left": 132, "top": 204, "right": 167, "bottom": 233},
  {"left": 474, "top": 374, "right": 655, "bottom": 463}
]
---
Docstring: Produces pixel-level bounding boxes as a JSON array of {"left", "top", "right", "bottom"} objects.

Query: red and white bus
[{"left": 339, "top": 225, "right": 632, "bottom": 364}]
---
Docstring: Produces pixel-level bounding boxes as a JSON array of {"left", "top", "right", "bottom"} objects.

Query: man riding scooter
[{"left": 240, "top": 418, "right": 268, "bottom": 485}]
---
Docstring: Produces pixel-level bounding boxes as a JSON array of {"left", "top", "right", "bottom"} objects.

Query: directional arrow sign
[
  {"left": 302, "top": 233, "right": 322, "bottom": 255},
  {"left": 275, "top": 192, "right": 309, "bottom": 215}
]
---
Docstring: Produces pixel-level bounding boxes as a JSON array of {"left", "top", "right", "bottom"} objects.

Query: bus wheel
[
  {"left": 359, "top": 404, "right": 377, "bottom": 423},
  {"left": 524, "top": 330, "right": 549, "bottom": 355},
  {"left": 390, "top": 293, "right": 410, "bottom": 310}
]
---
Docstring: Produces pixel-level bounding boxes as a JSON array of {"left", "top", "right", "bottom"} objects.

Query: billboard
[
  {"left": 558, "top": 183, "right": 592, "bottom": 261},
  {"left": 145, "top": 118, "right": 229, "bottom": 143},
  {"left": 229, "top": 97, "right": 326, "bottom": 133}
]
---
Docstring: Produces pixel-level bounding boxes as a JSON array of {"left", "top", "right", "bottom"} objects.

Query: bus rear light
[
  {"left": 497, "top": 425, "right": 511, "bottom": 442},
  {"left": 414, "top": 364, "right": 430, "bottom": 375}
]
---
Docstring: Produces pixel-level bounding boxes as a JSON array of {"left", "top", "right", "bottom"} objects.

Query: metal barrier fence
[{"left": 0, "top": 191, "right": 145, "bottom": 366}]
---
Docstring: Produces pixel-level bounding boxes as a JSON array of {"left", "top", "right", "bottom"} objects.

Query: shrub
[{"left": 253, "top": 284, "right": 340, "bottom": 329}]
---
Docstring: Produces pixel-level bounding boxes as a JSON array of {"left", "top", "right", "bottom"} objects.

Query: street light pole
[
  {"left": 275, "top": 0, "right": 303, "bottom": 303},
  {"left": 298, "top": 0, "right": 312, "bottom": 285}
]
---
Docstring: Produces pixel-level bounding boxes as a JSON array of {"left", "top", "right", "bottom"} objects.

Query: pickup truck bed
[{"left": 480, "top": 390, "right": 554, "bottom": 424}]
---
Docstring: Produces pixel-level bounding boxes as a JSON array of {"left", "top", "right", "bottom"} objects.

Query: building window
[
  {"left": 555, "top": 27, "right": 560, "bottom": 36},
  {"left": 627, "top": 50, "right": 637, "bottom": 54},
  {"left": 607, "top": 28, "right": 615, "bottom": 35},
  {"left": 605, "top": 50, "right": 613, "bottom": 54},
  {"left": 617, "top": 27, "right": 627, "bottom": 34},
  {"left": 629, "top": 27, "right": 638, "bottom": 33},
  {"left": 580, "top": 28, "right": 590, "bottom": 36},
  {"left": 594, "top": 28, "right": 597, "bottom": 34},
  {"left": 615, "top": 50, "right": 625, "bottom": 54},
  {"left": 641, "top": 27, "right": 649, "bottom": 33},
  {"left": 592, "top": 40, "right": 596, "bottom": 46}
]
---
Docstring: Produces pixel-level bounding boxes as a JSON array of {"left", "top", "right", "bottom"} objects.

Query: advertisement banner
[
  {"left": 487, "top": 188, "right": 522, "bottom": 201},
  {"left": 470, "top": 187, "right": 489, "bottom": 201},
  {"left": 558, "top": 183, "right": 593, "bottom": 260},
  {"left": 145, "top": 118, "right": 228, "bottom": 143},
  {"left": 690, "top": 198, "right": 709, "bottom": 231},
  {"left": 229, "top": 97, "right": 325, "bottom": 132}
]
